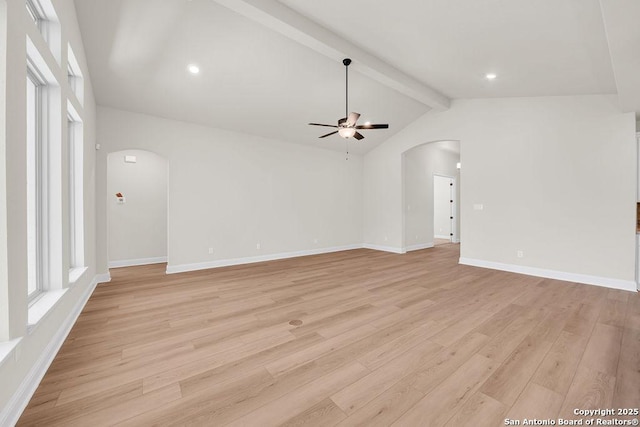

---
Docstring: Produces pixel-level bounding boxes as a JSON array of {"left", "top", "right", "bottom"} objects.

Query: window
[
  {"left": 67, "top": 118, "right": 76, "bottom": 268},
  {"left": 25, "top": 0, "right": 62, "bottom": 66},
  {"left": 67, "top": 107, "right": 84, "bottom": 275},
  {"left": 25, "top": 0, "right": 45, "bottom": 29},
  {"left": 67, "top": 46, "right": 83, "bottom": 105},
  {"left": 26, "top": 66, "right": 47, "bottom": 302}
]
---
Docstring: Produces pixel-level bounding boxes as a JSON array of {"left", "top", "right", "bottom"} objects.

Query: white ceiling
[
  {"left": 74, "top": 0, "right": 639, "bottom": 154},
  {"left": 277, "top": 0, "right": 617, "bottom": 99},
  {"left": 74, "top": 0, "right": 429, "bottom": 154}
]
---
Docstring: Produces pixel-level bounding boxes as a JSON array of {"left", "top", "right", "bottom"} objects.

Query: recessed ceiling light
[
  {"left": 364, "top": 121, "right": 371, "bottom": 126},
  {"left": 188, "top": 64, "right": 200, "bottom": 75},
  {"left": 486, "top": 73, "right": 497, "bottom": 80}
]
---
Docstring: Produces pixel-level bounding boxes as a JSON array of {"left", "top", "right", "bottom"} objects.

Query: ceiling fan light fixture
[
  {"left": 338, "top": 127, "right": 356, "bottom": 138},
  {"left": 308, "top": 58, "right": 388, "bottom": 141}
]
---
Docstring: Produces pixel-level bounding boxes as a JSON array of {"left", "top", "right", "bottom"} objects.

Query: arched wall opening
[
  {"left": 401, "top": 140, "right": 460, "bottom": 252},
  {"left": 106, "top": 149, "right": 168, "bottom": 267}
]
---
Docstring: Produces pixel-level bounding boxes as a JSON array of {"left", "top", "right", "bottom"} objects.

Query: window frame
[
  {"left": 26, "top": 64, "right": 47, "bottom": 304},
  {"left": 67, "top": 116, "right": 75, "bottom": 269},
  {"left": 66, "top": 111, "right": 84, "bottom": 276},
  {"left": 25, "top": 0, "right": 45, "bottom": 31}
]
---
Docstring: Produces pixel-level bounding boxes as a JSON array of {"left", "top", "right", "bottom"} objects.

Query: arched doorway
[{"left": 402, "top": 140, "right": 460, "bottom": 251}]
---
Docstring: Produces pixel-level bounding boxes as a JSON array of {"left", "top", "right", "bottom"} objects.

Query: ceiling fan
[{"left": 309, "top": 58, "right": 389, "bottom": 140}]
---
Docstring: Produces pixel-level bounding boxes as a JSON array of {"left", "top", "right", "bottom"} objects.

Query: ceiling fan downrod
[{"left": 344, "top": 58, "right": 351, "bottom": 119}]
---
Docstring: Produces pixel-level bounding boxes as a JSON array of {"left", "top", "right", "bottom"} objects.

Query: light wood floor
[{"left": 18, "top": 245, "right": 640, "bottom": 426}]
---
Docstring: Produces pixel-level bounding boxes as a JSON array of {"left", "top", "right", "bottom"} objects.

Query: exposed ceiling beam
[
  {"left": 211, "top": 0, "right": 451, "bottom": 111},
  {"left": 600, "top": 0, "right": 640, "bottom": 114}
]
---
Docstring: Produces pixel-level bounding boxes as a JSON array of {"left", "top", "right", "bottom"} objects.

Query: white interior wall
[
  {"left": 0, "top": 0, "right": 99, "bottom": 421},
  {"left": 365, "top": 95, "right": 636, "bottom": 287},
  {"left": 403, "top": 142, "right": 459, "bottom": 250},
  {"left": 96, "top": 107, "right": 363, "bottom": 272},
  {"left": 107, "top": 149, "right": 168, "bottom": 265}
]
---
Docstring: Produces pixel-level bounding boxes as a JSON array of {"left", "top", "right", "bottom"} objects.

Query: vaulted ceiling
[{"left": 74, "top": 0, "right": 640, "bottom": 153}]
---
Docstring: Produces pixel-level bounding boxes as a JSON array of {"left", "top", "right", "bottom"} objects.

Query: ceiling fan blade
[
  {"left": 338, "top": 117, "right": 347, "bottom": 125},
  {"left": 353, "top": 131, "right": 364, "bottom": 140},
  {"left": 346, "top": 112, "right": 360, "bottom": 126},
  {"left": 319, "top": 130, "right": 339, "bottom": 138},
  {"left": 355, "top": 123, "right": 389, "bottom": 129},
  {"left": 309, "top": 123, "right": 338, "bottom": 128}
]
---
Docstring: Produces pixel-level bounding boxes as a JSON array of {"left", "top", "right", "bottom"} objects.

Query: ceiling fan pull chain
[{"left": 345, "top": 139, "right": 349, "bottom": 160}]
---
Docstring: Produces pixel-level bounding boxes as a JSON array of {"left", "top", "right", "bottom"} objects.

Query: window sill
[
  {"left": 68, "top": 266, "right": 88, "bottom": 284},
  {"left": 27, "top": 289, "right": 68, "bottom": 332}
]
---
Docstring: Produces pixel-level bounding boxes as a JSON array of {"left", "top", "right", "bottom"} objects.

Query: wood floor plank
[
  {"left": 68, "top": 383, "right": 181, "bottom": 427},
  {"left": 142, "top": 329, "right": 294, "bottom": 393},
  {"left": 18, "top": 381, "right": 143, "bottom": 426},
  {"left": 265, "top": 324, "right": 377, "bottom": 377},
  {"left": 443, "top": 391, "right": 507, "bottom": 427},
  {"left": 598, "top": 298, "right": 628, "bottom": 328},
  {"left": 578, "top": 322, "right": 623, "bottom": 376},
  {"left": 357, "top": 320, "right": 443, "bottom": 370},
  {"left": 612, "top": 324, "right": 640, "bottom": 408},
  {"left": 120, "top": 367, "right": 276, "bottom": 426},
  {"left": 531, "top": 330, "right": 589, "bottom": 395},
  {"left": 331, "top": 338, "right": 442, "bottom": 414},
  {"left": 558, "top": 368, "right": 616, "bottom": 419},
  {"left": 177, "top": 332, "right": 324, "bottom": 398},
  {"left": 407, "top": 331, "right": 490, "bottom": 395},
  {"left": 563, "top": 302, "right": 603, "bottom": 337},
  {"left": 479, "top": 311, "right": 558, "bottom": 406},
  {"left": 334, "top": 378, "right": 424, "bottom": 427},
  {"left": 477, "top": 305, "right": 549, "bottom": 363},
  {"left": 224, "top": 362, "right": 369, "bottom": 427},
  {"left": 279, "top": 398, "right": 347, "bottom": 427},
  {"left": 17, "top": 245, "right": 640, "bottom": 426},
  {"left": 505, "top": 382, "right": 563, "bottom": 422},
  {"left": 392, "top": 353, "right": 497, "bottom": 427}
]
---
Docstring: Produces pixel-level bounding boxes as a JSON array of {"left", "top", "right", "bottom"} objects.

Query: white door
[{"left": 434, "top": 175, "right": 454, "bottom": 242}]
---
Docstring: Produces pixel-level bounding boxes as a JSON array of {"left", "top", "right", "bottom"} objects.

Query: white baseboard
[
  {"left": 0, "top": 273, "right": 109, "bottom": 426},
  {"left": 108, "top": 256, "right": 167, "bottom": 268},
  {"left": 459, "top": 257, "right": 637, "bottom": 292},
  {"left": 166, "top": 245, "right": 363, "bottom": 274},
  {"left": 362, "top": 244, "right": 406, "bottom": 254},
  {"left": 405, "top": 242, "right": 434, "bottom": 252},
  {"left": 434, "top": 235, "right": 451, "bottom": 240}
]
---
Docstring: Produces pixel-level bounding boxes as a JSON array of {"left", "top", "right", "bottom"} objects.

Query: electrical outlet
[
  {"left": 313, "top": 238, "right": 318, "bottom": 244},
  {"left": 384, "top": 236, "right": 388, "bottom": 242},
  {"left": 208, "top": 247, "right": 214, "bottom": 254},
  {"left": 256, "top": 243, "right": 261, "bottom": 250},
  {"left": 517, "top": 250, "right": 524, "bottom": 258}
]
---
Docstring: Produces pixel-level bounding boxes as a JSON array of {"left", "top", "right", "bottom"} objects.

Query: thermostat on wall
[{"left": 124, "top": 155, "right": 137, "bottom": 163}]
